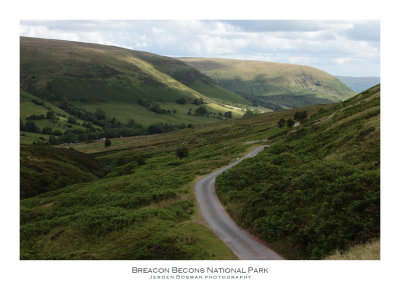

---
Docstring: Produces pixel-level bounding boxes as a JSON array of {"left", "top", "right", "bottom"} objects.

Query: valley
[{"left": 19, "top": 37, "right": 379, "bottom": 260}]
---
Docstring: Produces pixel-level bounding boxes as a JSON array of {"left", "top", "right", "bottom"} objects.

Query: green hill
[
  {"left": 20, "top": 98, "right": 333, "bottom": 260},
  {"left": 20, "top": 37, "right": 249, "bottom": 132},
  {"left": 179, "top": 57, "right": 356, "bottom": 110},
  {"left": 20, "top": 145, "right": 109, "bottom": 198},
  {"left": 20, "top": 47, "right": 379, "bottom": 259},
  {"left": 216, "top": 85, "right": 380, "bottom": 259},
  {"left": 126, "top": 50, "right": 251, "bottom": 106},
  {"left": 20, "top": 39, "right": 380, "bottom": 259},
  {"left": 20, "top": 89, "right": 105, "bottom": 145}
]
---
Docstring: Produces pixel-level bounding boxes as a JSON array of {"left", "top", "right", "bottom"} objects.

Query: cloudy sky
[{"left": 20, "top": 20, "right": 380, "bottom": 77}]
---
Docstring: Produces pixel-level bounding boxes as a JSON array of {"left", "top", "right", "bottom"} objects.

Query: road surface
[{"left": 195, "top": 145, "right": 284, "bottom": 260}]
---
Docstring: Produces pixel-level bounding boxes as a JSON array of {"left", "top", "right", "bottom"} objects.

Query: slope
[
  {"left": 20, "top": 145, "right": 109, "bottom": 198},
  {"left": 179, "top": 57, "right": 356, "bottom": 110},
  {"left": 127, "top": 50, "right": 251, "bottom": 106},
  {"left": 20, "top": 37, "right": 248, "bottom": 128},
  {"left": 20, "top": 89, "right": 105, "bottom": 145},
  {"left": 20, "top": 99, "right": 332, "bottom": 260},
  {"left": 216, "top": 85, "right": 380, "bottom": 259}
]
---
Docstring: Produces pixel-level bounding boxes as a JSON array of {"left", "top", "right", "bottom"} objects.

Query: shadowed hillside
[{"left": 216, "top": 85, "right": 380, "bottom": 259}]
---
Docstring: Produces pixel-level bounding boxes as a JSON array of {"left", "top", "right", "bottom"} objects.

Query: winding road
[{"left": 195, "top": 145, "right": 284, "bottom": 260}]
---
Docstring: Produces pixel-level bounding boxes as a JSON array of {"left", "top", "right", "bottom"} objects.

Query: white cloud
[
  {"left": 335, "top": 57, "right": 352, "bottom": 64},
  {"left": 20, "top": 24, "right": 81, "bottom": 42},
  {"left": 152, "top": 27, "right": 165, "bottom": 34},
  {"left": 19, "top": 20, "right": 380, "bottom": 76}
]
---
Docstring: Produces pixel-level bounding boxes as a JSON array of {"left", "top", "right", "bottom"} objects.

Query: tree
[
  {"left": 194, "top": 106, "right": 208, "bottom": 116},
  {"left": 243, "top": 110, "right": 254, "bottom": 118},
  {"left": 148, "top": 124, "right": 162, "bottom": 134},
  {"left": 149, "top": 103, "right": 162, "bottom": 113},
  {"left": 53, "top": 130, "right": 62, "bottom": 136},
  {"left": 287, "top": 119, "right": 295, "bottom": 127},
  {"left": 126, "top": 119, "right": 138, "bottom": 128},
  {"left": 277, "top": 118, "right": 286, "bottom": 128},
  {"left": 46, "top": 111, "right": 56, "bottom": 120},
  {"left": 68, "top": 117, "right": 78, "bottom": 124},
  {"left": 78, "top": 133, "right": 88, "bottom": 141},
  {"left": 176, "top": 97, "right": 187, "bottom": 104},
  {"left": 24, "top": 120, "right": 40, "bottom": 133},
  {"left": 137, "top": 98, "right": 149, "bottom": 108},
  {"left": 176, "top": 146, "right": 189, "bottom": 159},
  {"left": 42, "top": 127, "right": 53, "bottom": 135},
  {"left": 294, "top": 111, "right": 308, "bottom": 121},
  {"left": 63, "top": 132, "right": 76, "bottom": 143},
  {"left": 192, "top": 98, "right": 204, "bottom": 105},
  {"left": 110, "top": 117, "right": 121, "bottom": 128},
  {"left": 105, "top": 139, "right": 112, "bottom": 147},
  {"left": 48, "top": 135, "right": 57, "bottom": 145},
  {"left": 224, "top": 111, "right": 233, "bottom": 118},
  {"left": 95, "top": 108, "right": 106, "bottom": 120}
]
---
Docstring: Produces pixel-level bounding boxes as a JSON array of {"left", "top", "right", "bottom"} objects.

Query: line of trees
[
  {"left": 21, "top": 112, "right": 192, "bottom": 145},
  {"left": 176, "top": 97, "right": 205, "bottom": 106},
  {"left": 277, "top": 111, "right": 308, "bottom": 128},
  {"left": 22, "top": 96, "right": 234, "bottom": 145},
  {"left": 137, "top": 99, "right": 176, "bottom": 114}
]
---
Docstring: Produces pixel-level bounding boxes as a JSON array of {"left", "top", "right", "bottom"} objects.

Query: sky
[{"left": 20, "top": 20, "right": 380, "bottom": 77}]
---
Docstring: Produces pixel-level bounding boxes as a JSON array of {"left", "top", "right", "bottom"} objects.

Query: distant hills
[
  {"left": 20, "top": 37, "right": 258, "bottom": 144},
  {"left": 20, "top": 37, "right": 251, "bottom": 125},
  {"left": 20, "top": 37, "right": 357, "bottom": 146},
  {"left": 20, "top": 37, "right": 250, "bottom": 107},
  {"left": 179, "top": 58, "right": 355, "bottom": 110},
  {"left": 335, "top": 76, "right": 380, "bottom": 93}
]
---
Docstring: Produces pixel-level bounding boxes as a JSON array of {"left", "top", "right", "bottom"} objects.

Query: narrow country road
[{"left": 195, "top": 145, "right": 284, "bottom": 260}]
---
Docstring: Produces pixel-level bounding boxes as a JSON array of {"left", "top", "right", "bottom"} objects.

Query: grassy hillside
[
  {"left": 20, "top": 145, "right": 109, "bottom": 198},
  {"left": 20, "top": 37, "right": 249, "bottom": 130},
  {"left": 179, "top": 58, "right": 356, "bottom": 110},
  {"left": 20, "top": 89, "right": 104, "bottom": 144},
  {"left": 127, "top": 50, "right": 251, "bottom": 106},
  {"left": 215, "top": 85, "right": 380, "bottom": 259},
  {"left": 20, "top": 97, "right": 332, "bottom": 259},
  {"left": 325, "top": 239, "right": 379, "bottom": 260},
  {"left": 20, "top": 84, "right": 378, "bottom": 260},
  {"left": 335, "top": 76, "right": 380, "bottom": 93},
  {"left": 20, "top": 88, "right": 245, "bottom": 145}
]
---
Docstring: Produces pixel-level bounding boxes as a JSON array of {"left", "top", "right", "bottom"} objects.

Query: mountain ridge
[
  {"left": 20, "top": 37, "right": 256, "bottom": 143},
  {"left": 179, "top": 57, "right": 356, "bottom": 110}
]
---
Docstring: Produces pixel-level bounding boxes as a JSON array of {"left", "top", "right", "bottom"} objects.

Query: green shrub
[{"left": 176, "top": 146, "right": 189, "bottom": 159}]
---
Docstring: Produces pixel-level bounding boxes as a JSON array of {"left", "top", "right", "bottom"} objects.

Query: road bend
[{"left": 195, "top": 145, "right": 284, "bottom": 260}]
